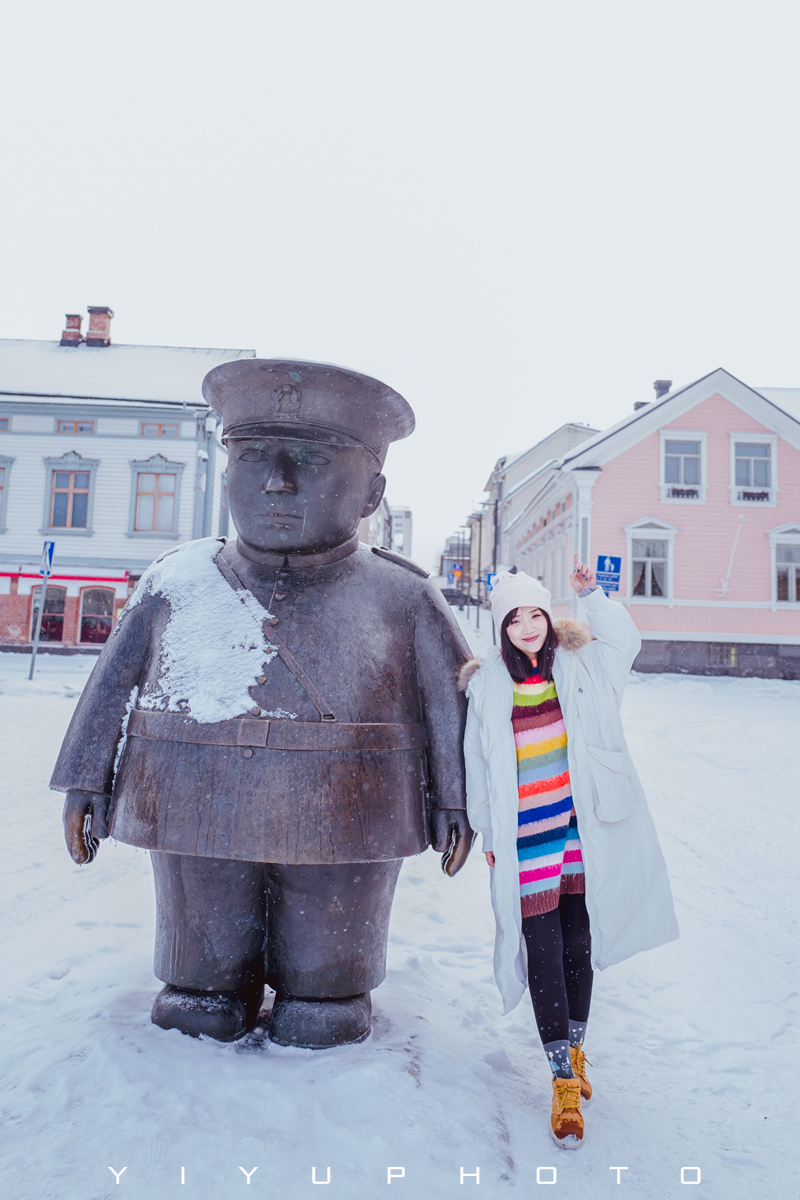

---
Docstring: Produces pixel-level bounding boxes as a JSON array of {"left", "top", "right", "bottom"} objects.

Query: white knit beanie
[{"left": 490, "top": 571, "right": 553, "bottom": 635}]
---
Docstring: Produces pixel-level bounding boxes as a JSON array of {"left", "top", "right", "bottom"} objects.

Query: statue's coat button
[
  {"left": 267, "top": 616, "right": 280, "bottom": 625},
  {"left": 256, "top": 675, "right": 267, "bottom": 685},
  {"left": 250, "top": 706, "right": 261, "bottom": 716},
  {"left": 243, "top": 748, "right": 254, "bottom": 758},
  {"left": 274, "top": 592, "right": 286, "bottom": 601}
]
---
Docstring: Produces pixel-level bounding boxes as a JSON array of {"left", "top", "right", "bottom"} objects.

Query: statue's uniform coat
[
  {"left": 52, "top": 539, "right": 470, "bottom": 861},
  {"left": 51, "top": 538, "right": 470, "bottom": 1003}
]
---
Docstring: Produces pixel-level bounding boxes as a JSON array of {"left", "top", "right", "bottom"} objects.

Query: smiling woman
[{"left": 459, "top": 560, "right": 678, "bottom": 1149}]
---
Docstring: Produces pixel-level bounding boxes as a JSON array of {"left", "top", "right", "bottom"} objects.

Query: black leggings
[{"left": 521, "top": 892, "right": 593, "bottom": 1045}]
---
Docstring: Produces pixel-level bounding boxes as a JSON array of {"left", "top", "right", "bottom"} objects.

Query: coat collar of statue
[{"left": 234, "top": 533, "right": 360, "bottom": 570}]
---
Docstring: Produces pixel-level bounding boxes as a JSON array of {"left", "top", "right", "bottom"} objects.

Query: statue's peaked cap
[{"left": 202, "top": 358, "right": 415, "bottom": 463}]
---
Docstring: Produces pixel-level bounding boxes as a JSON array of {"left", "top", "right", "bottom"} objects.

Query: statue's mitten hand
[
  {"left": 63, "top": 790, "right": 110, "bottom": 865},
  {"left": 430, "top": 809, "right": 476, "bottom": 877}
]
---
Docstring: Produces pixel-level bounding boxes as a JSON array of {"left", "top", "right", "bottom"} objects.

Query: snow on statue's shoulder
[{"left": 131, "top": 538, "right": 279, "bottom": 724}]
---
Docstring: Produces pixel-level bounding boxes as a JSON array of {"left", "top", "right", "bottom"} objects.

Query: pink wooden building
[{"left": 502, "top": 369, "right": 800, "bottom": 677}]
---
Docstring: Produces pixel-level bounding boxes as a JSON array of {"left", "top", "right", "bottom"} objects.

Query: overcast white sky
[{"left": 2, "top": 1, "right": 798, "bottom": 569}]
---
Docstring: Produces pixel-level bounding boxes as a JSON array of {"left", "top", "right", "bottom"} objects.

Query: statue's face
[{"left": 226, "top": 434, "right": 386, "bottom": 555}]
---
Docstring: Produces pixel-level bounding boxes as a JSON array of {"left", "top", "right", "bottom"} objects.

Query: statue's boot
[
  {"left": 269, "top": 992, "right": 372, "bottom": 1049},
  {"left": 151, "top": 983, "right": 264, "bottom": 1041}
]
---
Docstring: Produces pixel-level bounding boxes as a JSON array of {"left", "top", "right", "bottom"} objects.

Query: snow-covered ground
[{"left": 1, "top": 622, "right": 797, "bottom": 1200}]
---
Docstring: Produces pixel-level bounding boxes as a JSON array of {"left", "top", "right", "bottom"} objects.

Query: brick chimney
[
  {"left": 86, "top": 306, "right": 115, "bottom": 347},
  {"left": 60, "top": 314, "right": 84, "bottom": 346},
  {"left": 653, "top": 379, "right": 672, "bottom": 399}
]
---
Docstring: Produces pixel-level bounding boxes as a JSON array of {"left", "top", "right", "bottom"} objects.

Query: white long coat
[{"left": 461, "top": 587, "right": 679, "bottom": 1013}]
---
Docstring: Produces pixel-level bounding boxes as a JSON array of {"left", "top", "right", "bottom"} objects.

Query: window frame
[
  {"left": 0, "top": 454, "right": 13, "bottom": 533},
  {"left": 56, "top": 418, "right": 95, "bottom": 434},
  {"left": 42, "top": 451, "right": 99, "bottom": 537},
  {"left": 0, "top": 416, "right": 9, "bottom": 432},
  {"left": 659, "top": 430, "right": 707, "bottom": 503},
  {"left": 729, "top": 432, "right": 778, "bottom": 507},
  {"left": 622, "top": 516, "right": 679, "bottom": 602},
  {"left": 29, "top": 583, "right": 67, "bottom": 643},
  {"left": 768, "top": 523, "right": 800, "bottom": 606},
  {"left": 78, "top": 586, "right": 116, "bottom": 644},
  {"left": 140, "top": 421, "right": 180, "bottom": 438},
  {"left": 127, "top": 453, "right": 185, "bottom": 539}
]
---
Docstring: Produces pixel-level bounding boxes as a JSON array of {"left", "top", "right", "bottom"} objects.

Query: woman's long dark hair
[{"left": 501, "top": 607, "right": 558, "bottom": 683}]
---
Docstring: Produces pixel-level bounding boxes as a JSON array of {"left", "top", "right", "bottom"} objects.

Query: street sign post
[
  {"left": 596, "top": 554, "right": 621, "bottom": 595},
  {"left": 29, "top": 540, "right": 56, "bottom": 680}
]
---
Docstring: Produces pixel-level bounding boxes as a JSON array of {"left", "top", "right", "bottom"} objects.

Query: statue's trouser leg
[
  {"left": 265, "top": 859, "right": 403, "bottom": 998},
  {"left": 265, "top": 859, "right": 403, "bottom": 1048},
  {"left": 151, "top": 851, "right": 267, "bottom": 992}
]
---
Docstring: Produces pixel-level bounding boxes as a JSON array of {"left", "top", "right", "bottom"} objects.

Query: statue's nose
[{"left": 263, "top": 454, "right": 298, "bottom": 494}]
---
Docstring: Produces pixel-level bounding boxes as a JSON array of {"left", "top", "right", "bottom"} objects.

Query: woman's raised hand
[
  {"left": 569, "top": 552, "right": 596, "bottom": 593},
  {"left": 485, "top": 851, "right": 495, "bottom": 868}
]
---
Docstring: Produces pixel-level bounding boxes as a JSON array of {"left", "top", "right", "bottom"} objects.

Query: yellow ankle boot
[
  {"left": 550, "top": 1076, "right": 584, "bottom": 1147},
  {"left": 569, "top": 1044, "right": 592, "bottom": 1101}
]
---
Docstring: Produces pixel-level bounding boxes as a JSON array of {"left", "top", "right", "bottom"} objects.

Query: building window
[
  {"left": 79, "top": 587, "right": 115, "bottom": 643},
  {"left": 665, "top": 441, "right": 700, "bottom": 493},
  {"left": 660, "top": 430, "right": 707, "bottom": 502},
  {"left": 0, "top": 456, "right": 12, "bottom": 532},
  {"left": 735, "top": 443, "right": 770, "bottom": 499},
  {"left": 0, "top": 417, "right": 9, "bottom": 431},
  {"left": 729, "top": 434, "right": 777, "bottom": 505},
  {"left": 51, "top": 470, "right": 91, "bottom": 528},
  {"left": 43, "top": 451, "right": 99, "bottom": 536},
  {"left": 127, "top": 453, "right": 185, "bottom": 538},
  {"left": 632, "top": 538, "right": 668, "bottom": 597},
  {"left": 30, "top": 585, "right": 66, "bottom": 642},
  {"left": 141, "top": 422, "right": 179, "bottom": 437},
  {"left": 57, "top": 419, "right": 95, "bottom": 434},
  {"left": 135, "top": 473, "right": 176, "bottom": 531},
  {"left": 776, "top": 545, "right": 800, "bottom": 602},
  {"left": 624, "top": 517, "right": 678, "bottom": 601},
  {"left": 777, "top": 549, "right": 800, "bottom": 601}
]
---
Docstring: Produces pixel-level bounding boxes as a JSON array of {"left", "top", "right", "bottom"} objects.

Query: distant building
[
  {"left": 390, "top": 506, "right": 413, "bottom": 558},
  {"left": 483, "top": 422, "right": 599, "bottom": 573},
  {"left": 0, "top": 309, "right": 254, "bottom": 650},
  {"left": 489, "top": 370, "right": 800, "bottom": 677},
  {"left": 358, "top": 497, "right": 393, "bottom": 549},
  {"left": 440, "top": 531, "right": 471, "bottom": 586}
]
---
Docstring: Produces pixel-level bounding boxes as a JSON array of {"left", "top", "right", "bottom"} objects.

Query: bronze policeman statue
[{"left": 51, "top": 359, "right": 474, "bottom": 1048}]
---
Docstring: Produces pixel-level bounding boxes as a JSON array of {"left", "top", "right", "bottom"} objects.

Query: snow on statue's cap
[
  {"left": 490, "top": 571, "right": 553, "bottom": 634},
  {"left": 202, "top": 358, "right": 415, "bottom": 465}
]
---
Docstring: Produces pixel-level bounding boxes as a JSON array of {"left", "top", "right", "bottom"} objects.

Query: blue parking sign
[{"left": 596, "top": 554, "right": 621, "bottom": 593}]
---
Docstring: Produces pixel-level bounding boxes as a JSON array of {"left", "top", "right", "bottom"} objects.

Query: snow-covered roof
[
  {"left": 504, "top": 458, "right": 559, "bottom": 503},
  {"left": 0, "top": 340, "right": 256, "bottom": 405},
  {"left": 756, "top": 388, "right": 800, "bottom": 421}
]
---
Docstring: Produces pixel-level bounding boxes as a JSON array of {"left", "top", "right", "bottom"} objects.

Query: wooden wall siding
[{"left": 0, "top": 430, "right": 198, "bottom": 559}]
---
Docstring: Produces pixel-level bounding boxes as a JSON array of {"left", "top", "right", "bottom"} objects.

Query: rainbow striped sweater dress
[{"left": 513, "top": 672, "right": 585, "bottom": 917}]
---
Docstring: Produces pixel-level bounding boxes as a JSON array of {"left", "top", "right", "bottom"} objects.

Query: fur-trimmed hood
[{"left": 457, "top": 616, "right": 593, "bottom": 692}]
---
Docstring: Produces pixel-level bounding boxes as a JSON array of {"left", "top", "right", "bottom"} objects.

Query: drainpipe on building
[{"left": 571, "top": 467, "right": 601, "bottom": 617}]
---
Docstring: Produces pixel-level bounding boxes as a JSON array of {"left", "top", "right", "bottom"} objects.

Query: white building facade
[{"left": 0, "top": 325, "right": 254, "bottom": 650}]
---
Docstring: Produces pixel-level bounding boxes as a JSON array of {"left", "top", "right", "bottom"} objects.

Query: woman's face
[{"left": 506, "top": 606, "right": 549, "bottom": 660}]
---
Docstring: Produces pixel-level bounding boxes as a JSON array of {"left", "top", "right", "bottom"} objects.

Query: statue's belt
[{"left": 127, "top": 709, "right": 425, "bottom": 752}]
